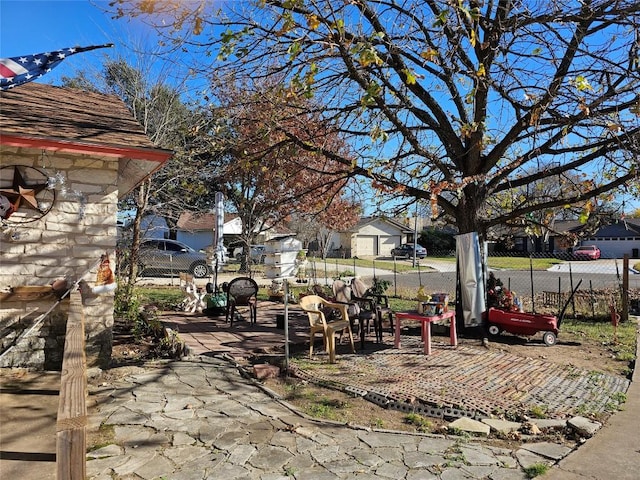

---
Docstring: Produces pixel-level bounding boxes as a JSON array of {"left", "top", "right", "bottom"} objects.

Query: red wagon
[
  {"left": 487, "top": 308, "right": 559, "bottom": 346},
  {"left": 485, "top": 280, "right": 582, "bottom": 347}
]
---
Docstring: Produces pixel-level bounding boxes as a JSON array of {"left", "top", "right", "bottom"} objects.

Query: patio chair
[
  {"left": 351, "top": 277, "right": 393, "bottom": 341},
  {"left": 298, "top": 294, "right": 355, "bottom": 363},
  {"left": 225, "top": 277, "right": 259, "bottom": 326},
  {"left": 332, "top": 279, "right": 378, "bottom": 349}
]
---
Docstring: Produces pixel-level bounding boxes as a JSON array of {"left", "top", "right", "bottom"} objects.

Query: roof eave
[
  {"left": 1, "top": 133, "right": 173, "bottom": 198},
  {"left": 0, "top": 133, "right": 172, "bottom": 162}
]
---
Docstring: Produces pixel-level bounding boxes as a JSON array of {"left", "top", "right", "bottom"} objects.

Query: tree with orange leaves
[{"left": 187, "top": 76, "right": 360, "bottom": 264}]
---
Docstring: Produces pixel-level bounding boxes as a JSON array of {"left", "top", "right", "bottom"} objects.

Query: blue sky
[
  {"left": 0, "top": 0, "right": 155, "bottom": 82},
  {"left": 1, "top": 1, "right": 637, "bottom": 217}
]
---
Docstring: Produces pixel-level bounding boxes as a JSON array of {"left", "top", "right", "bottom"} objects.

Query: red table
[{"left": 394, "top": 310, "right": 457, "bottom": 355}]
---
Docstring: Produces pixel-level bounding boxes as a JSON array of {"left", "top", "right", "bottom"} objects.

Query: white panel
[
  {"left": 357, "top": 235, "right": 377, "bottom": 256},
  {"left": 379, "top": 235, "right": 401, "bottom": 256}
]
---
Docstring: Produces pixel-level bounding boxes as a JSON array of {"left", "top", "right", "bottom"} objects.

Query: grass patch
[
  {"left": 486, "top": 257, "right": 563, "bottom": 270},
  {"left": 304, "top": 396, "right": 349, "bottom": 420},
  {"left": 562, "top": 319, "right": 636, "bottom": 363},
  {"left": 404, "top": 413, "right": 434, "bottom": 432},
  {"left": 282, "top": 381, "right": 313, "bottom": 401},
  {"left": 389, "top": 296, "right": 419, "bottom": 311},
  {"left": 529, "top": 404, "right": 549, "bottom": 419},
  {"left": 87, "top": 423, "right": 115, "bottom": 452},
  {"left": 136, "top": 287, "right": 185, "bottom": 309},
  {"left": 523, "top": 462, "right": 550, "bottom": 478}
]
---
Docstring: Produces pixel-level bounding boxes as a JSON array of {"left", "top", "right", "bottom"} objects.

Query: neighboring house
[
  {"left": 489, "top": 219, "right": 640, "bottom": 259},
  {"left": 487, "top": 221, "right": 579, "bottom": 254},
  {"left": 175, "top": 211, "right": 288, "bottom": 252},
  {"left": 117, "top": 213, "right": 169, "bottom": 243},
  {"left": 176, "top": 211, "right": 234, "bottom": 252},
  {"left": 335, "top": 216, "right": 414, "bottom": 258},
  {"left": 581, "top": 219, "right": 640, "bottom": 259},
  {"left": 140, "top": 214, "right": 170, "bottom": 239},
  {"left": 0, "top": 83, "right": 172, "bottom": 369}
]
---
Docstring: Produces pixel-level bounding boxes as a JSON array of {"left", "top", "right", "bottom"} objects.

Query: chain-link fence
[
  {"left": 117, "top": 242, "right": 639, "bottom": 321},
  {"left": 305, "top": 251, "right": 639, "bottom": 321}
]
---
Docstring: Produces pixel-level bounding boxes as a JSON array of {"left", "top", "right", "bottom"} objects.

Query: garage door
[
  {"left": 380, "top": 235, "right": 401, "bottom": 257},
  {"left": 587, "top": 240, "right": 639, "bottom": 259},
  {"left": 356, "top": 235, "right": 377, "bottom": 256}
]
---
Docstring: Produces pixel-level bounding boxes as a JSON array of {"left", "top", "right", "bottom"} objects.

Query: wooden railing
[{"left": 56, "top": 291, "right": 87, "bottom": 479}]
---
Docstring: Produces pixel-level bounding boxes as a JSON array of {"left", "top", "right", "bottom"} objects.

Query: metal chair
[
  {"left": 332, "top": 279, "right": 378, "bottom": 348},
  {"left": 224, "top": 277, "right": 258, "bottom": 326},
  {"left": 298, "top": 295, "right": 355, "bottom": 363},
  {"left": 351, "top": 277, "right": 392, "bottom": 342}
]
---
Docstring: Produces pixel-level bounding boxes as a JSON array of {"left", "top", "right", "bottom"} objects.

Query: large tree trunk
[{"left": 455, "top": 184, "right": 486, "bottom": 238}]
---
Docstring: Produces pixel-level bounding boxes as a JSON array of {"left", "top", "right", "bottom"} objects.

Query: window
[{"left": 165, "top": 241, "right": 184, "bottom": 252}]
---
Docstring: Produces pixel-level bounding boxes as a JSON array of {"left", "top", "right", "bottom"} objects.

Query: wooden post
[
  {"left": 56, "top": 291, "right": 87, "bottom": 480},
  {"left": 622, "top": 255, "right": 629, "bottom": 323}
]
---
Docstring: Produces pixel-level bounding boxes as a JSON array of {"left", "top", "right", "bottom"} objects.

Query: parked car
[
  {"left": 573, "top": 245, "right": 601, "bottom": 260},
  {"left": 391, "top": 243, "right": 427, "bottom": 259},
  {"left": 138, "top": 239, "right": 212, "bottom": 278},
  {"left": 233, "top": 245, "right": 266, "bottom": 264}
]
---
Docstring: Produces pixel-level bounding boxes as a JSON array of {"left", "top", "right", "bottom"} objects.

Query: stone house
[{"left": 0, "top": 83, "right": 171, "bottom": 369}]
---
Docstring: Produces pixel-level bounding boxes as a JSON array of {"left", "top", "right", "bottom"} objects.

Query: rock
[
  {"left": 87, "top": 367, "right": 103, "bottom": 379},
  {"left": 481, "top": 418, "right": 521, "bottom": 434},
  {"left": 567, "top": 416, "right": 601, "bottom": 438},
  {"left": 253, "top": 363, "right": 281, "bottom": 380},
  {"left": 448, "top": 417, "right": 490, "bottom": 436},
  {"left": 521, "top": 442, "right": 573, "bottom": 461},
  {"left": 529, "top": 418, "right": 567, "bottom": 432},
  {"left": 520, "top": 421, "right": 541, "bottom": 435}
]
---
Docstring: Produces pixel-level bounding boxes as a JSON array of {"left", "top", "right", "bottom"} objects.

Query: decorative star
[{"left": 0, "top": 166, "right": 49, "bottom": 213}]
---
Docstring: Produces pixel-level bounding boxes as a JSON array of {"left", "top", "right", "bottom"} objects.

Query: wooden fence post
[
  {"left": 56, "top": 291, "right": 87, "bottom": 480},
  {"left": 622, "top": 255, "right": 629, "bottom": 323}
]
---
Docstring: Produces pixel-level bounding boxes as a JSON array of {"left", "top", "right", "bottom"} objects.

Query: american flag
[{"left": 0, "top": 44, "right": 113, "bottom": 91}]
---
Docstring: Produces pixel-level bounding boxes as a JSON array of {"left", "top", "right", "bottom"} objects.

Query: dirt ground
[
  {"left": 108, "top": 315, "right": 635, "bottom": 446},
  {"left": 259, "top": 324, "right": 634, "bottom": 441}
]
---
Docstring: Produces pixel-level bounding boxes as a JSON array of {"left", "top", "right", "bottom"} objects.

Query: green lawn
[
  {"left": 306, "top": 256, "right": 562, "bottom": 272},
  {"left": 217, "top": 255, "right": 564, "bottom": 277},
  {"left": 486, "top": 257, "right": 563, "bottom": 270}
]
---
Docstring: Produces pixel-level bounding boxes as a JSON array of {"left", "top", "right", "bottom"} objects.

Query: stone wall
[{"left": 1, "top": 148, "right": 119, "bottom": 369}]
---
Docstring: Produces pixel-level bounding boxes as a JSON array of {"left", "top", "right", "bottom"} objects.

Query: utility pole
[{"left": 412, "top": 201, "right": 419, "bottom": 267}]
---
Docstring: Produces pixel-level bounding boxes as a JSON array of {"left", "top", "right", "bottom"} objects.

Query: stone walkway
[{"left": 88, "top": 356, "right": 570, "bottom": 480}]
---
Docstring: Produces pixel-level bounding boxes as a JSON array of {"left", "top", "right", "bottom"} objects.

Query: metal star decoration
[{"left": 0, "top": 165, "right": 49, "bottom": 214}]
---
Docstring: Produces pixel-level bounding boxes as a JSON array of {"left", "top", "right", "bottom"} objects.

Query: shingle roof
[
  {"left": 177, "top": 212, "right": 249, "bottom": 231},
  {"left": 177, "top": 211, "right": 217, "bottom": 231},
  {"left": 0, "top": 82, "right": 172, "bottom": 195},
  {"left": 349, "top": 216, "right": 414, "bottom": 233},
  {"left": 0, "top": 83, "right": 160, "bottom": 149},
  {"left": 591, "top": 219, "right": 640, "bottom": 237}
]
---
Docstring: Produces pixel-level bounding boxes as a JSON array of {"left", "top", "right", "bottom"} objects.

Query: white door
[
  {"left": 357, "top": 235, "right": 377, "bottom": 256},
  {"left": 380, "top": 235, "right": 401, "bottom": 257}
]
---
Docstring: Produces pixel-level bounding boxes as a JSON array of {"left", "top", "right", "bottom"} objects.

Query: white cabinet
[{"left": 264, "top": 237, "right": 302, "bottom": 279}]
